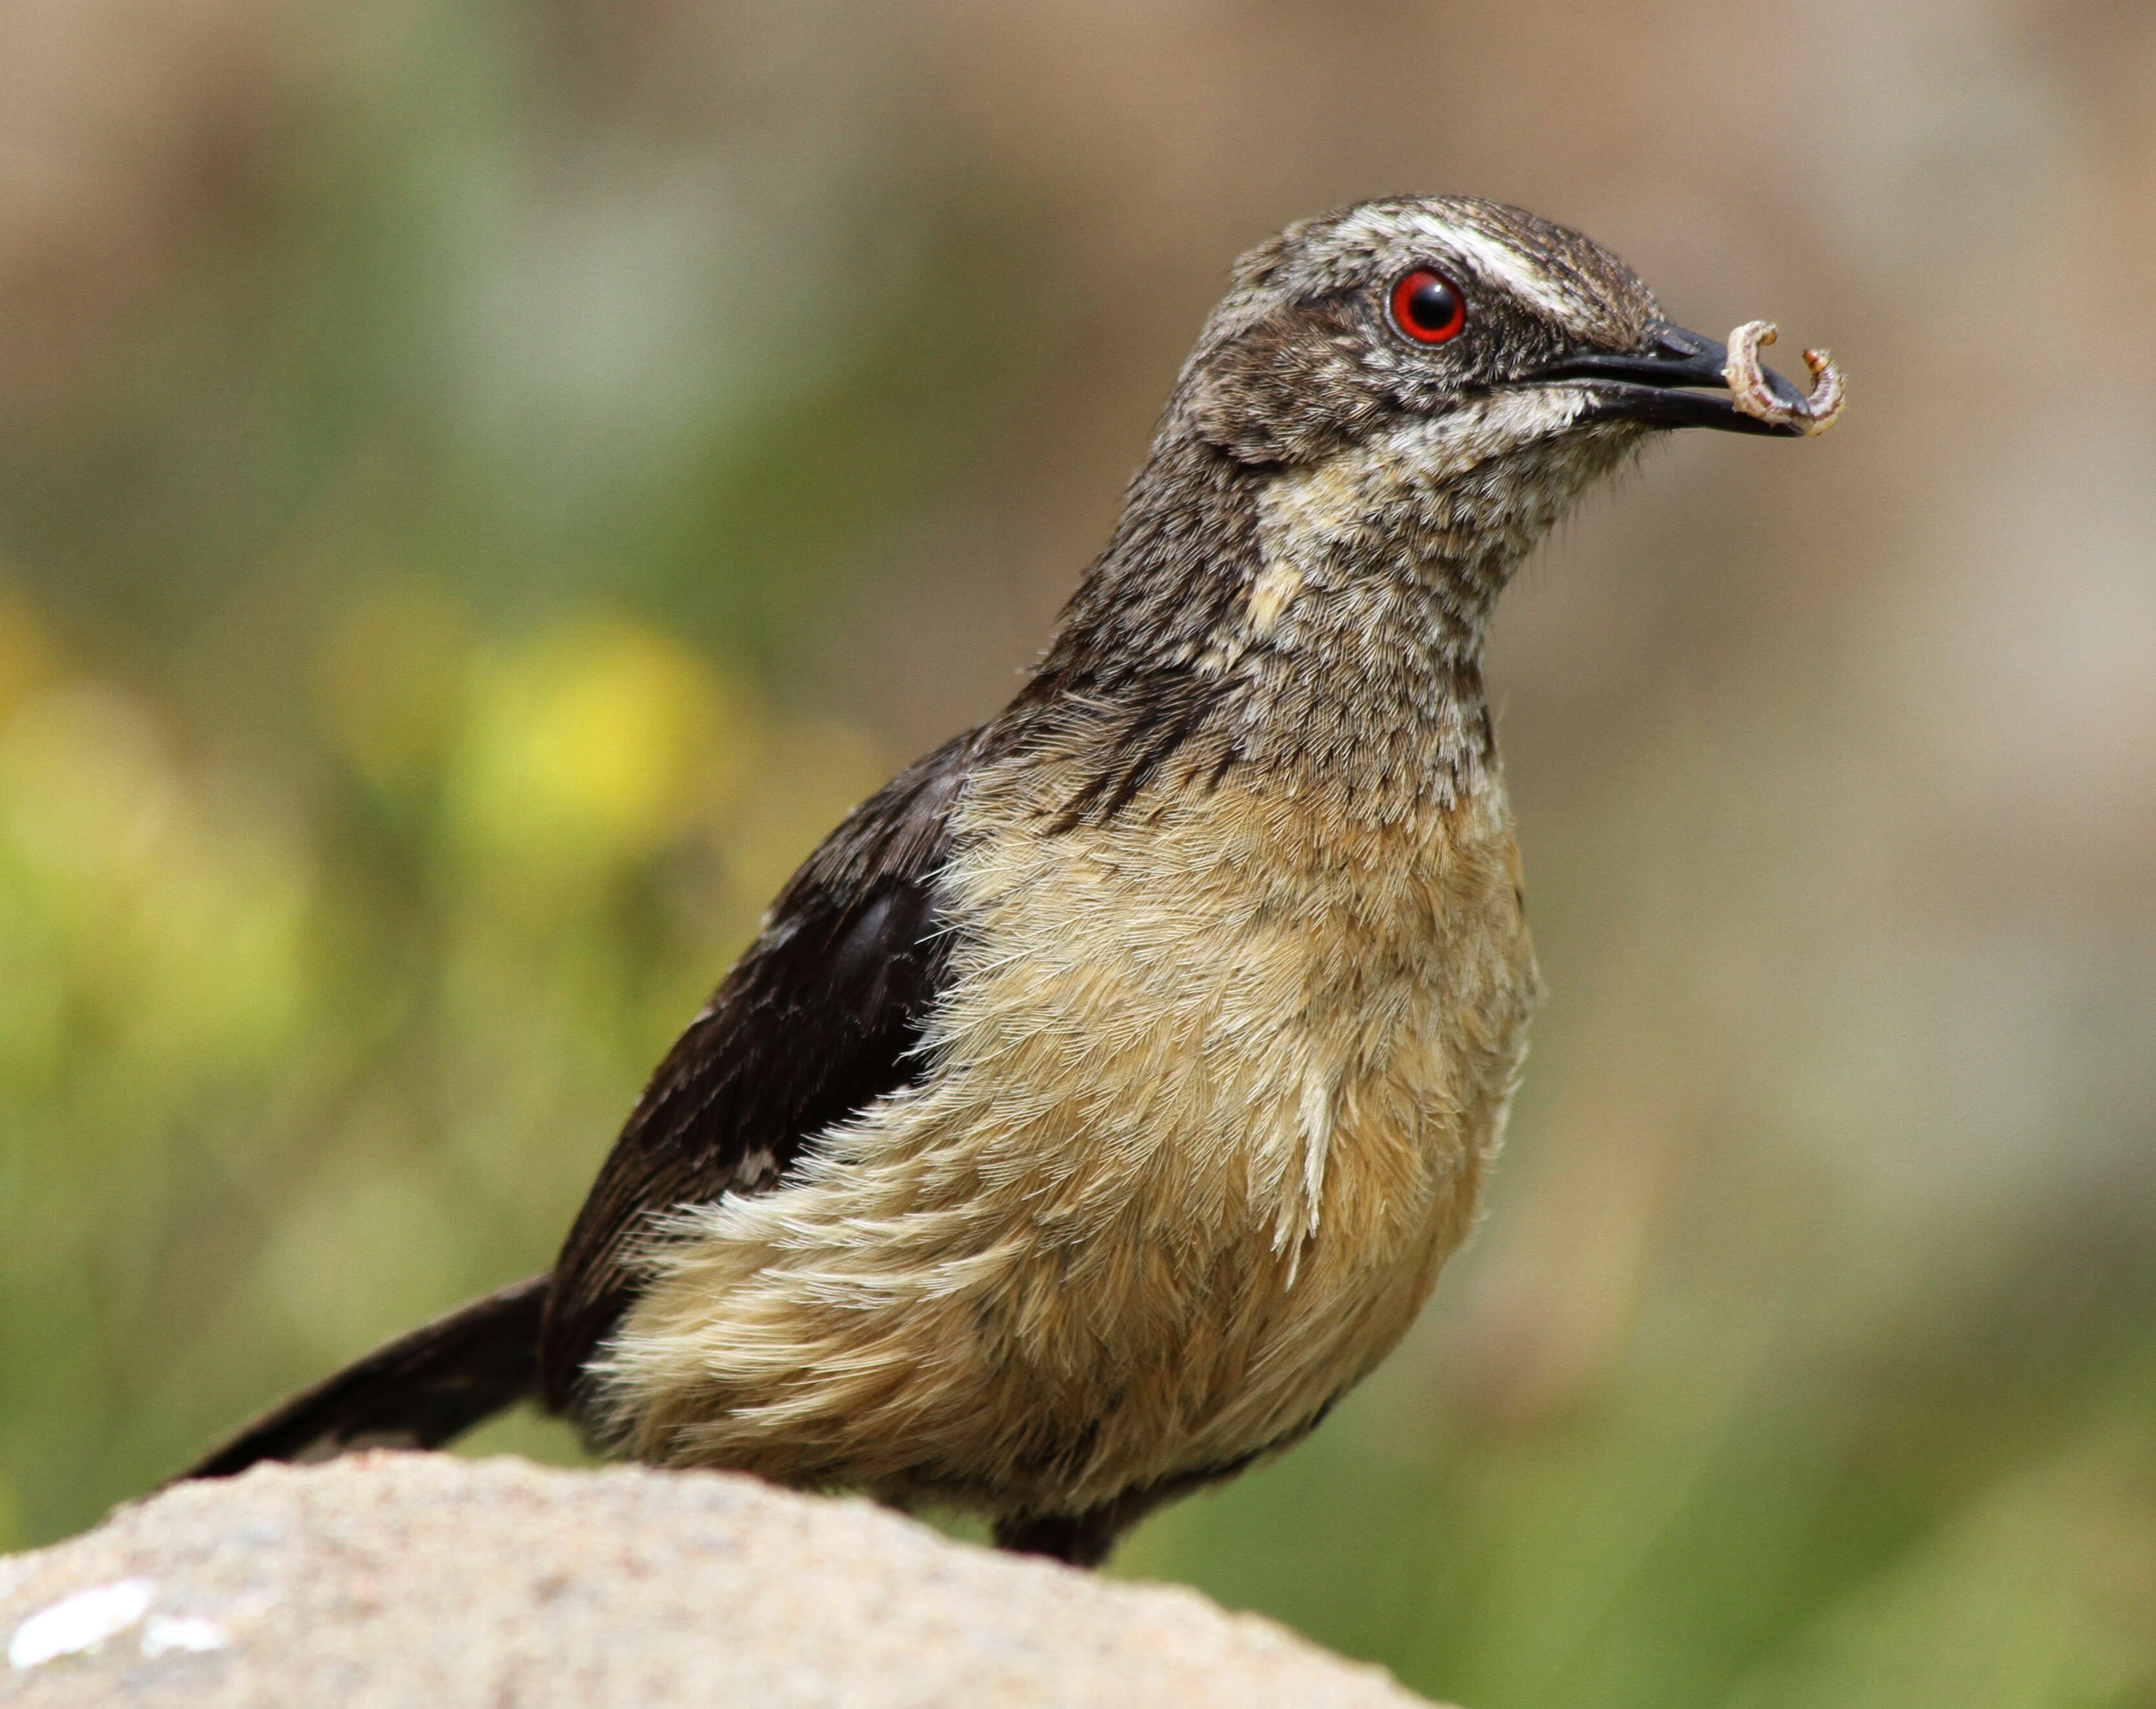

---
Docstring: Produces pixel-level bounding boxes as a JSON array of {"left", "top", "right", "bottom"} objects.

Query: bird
[{"left": 181, "top": 195, "right": 1839, "bottom": 1567}]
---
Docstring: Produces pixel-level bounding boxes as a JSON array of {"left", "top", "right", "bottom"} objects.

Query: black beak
[{"left": 1527, "top": 320, "right": 1812, "bottom": 438}]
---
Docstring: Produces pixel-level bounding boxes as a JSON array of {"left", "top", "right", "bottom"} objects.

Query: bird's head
[
  {"left": 1028, "top": 196, "right": 1836, "bottom": 820},
  {"left": 1172, "top": 193, "right": 1818, "bottom": 478}
]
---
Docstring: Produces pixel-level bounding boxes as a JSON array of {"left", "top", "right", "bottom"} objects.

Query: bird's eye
[{"left": 1388, "top": 269, "right": 1466, "bottom": 345}]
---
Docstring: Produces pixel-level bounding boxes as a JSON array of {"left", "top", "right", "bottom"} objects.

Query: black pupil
[{"left": 1407, "top": 275, "right": 1457, "bottom": 332}]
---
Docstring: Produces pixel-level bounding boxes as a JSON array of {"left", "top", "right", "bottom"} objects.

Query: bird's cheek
[
  {"left": 1188, "top": 326, "right": 1371, "bottom": 465},
  {"left": 1190, "top": 381, "right": 1348, "bottom": 465}
]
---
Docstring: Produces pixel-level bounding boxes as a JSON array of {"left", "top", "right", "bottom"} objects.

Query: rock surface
[{"left": 0, "top": 1454, "right": 1438, "bottom": 1708}]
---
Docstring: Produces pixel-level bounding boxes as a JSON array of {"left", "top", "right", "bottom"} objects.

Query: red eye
[{"left": 1388, "top": 268, "right": 1466, "bottom": 344}]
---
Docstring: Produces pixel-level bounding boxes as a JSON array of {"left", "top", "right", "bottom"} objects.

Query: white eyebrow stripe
[{"left": 1421, "top": 223, "right": 1582, "bottom": 324}]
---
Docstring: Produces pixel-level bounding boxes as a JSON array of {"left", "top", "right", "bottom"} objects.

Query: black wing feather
[{"left": 537, "top": 727, "right": 982, "bottom": 1413}]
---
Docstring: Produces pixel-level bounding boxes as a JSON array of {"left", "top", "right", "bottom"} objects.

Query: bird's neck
[{"left": 1015, "top": 433, "right": 1565, "bottom": 827}]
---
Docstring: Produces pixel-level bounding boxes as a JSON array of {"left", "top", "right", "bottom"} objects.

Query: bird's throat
[{"left": 1017, "top": 416, "right": 1633, "bottom": 827}]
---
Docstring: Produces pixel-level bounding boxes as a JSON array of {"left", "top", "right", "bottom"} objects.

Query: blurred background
[{"left": 3, "top": 0, "right": 2154, "bottom": 1702}]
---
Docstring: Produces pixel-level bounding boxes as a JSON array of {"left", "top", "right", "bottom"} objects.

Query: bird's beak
[{"left": 1525, "top": 320, "right": 1812, "bottom": 438}]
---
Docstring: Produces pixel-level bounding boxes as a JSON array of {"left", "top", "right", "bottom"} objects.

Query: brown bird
[{"left": 184, "top": 195, "right": 1840, "bottom": 1566}]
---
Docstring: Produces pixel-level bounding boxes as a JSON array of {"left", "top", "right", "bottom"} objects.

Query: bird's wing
[{"left": 537, "top": 727, "right": 983, "bottom": 1411}]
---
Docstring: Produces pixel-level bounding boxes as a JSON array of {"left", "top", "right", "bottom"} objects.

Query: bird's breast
[
  {"left": 600, "top": 758, "right": 1538, "bottom": 1511},
  {"left": 930, "top": 759, "right": 1537, "bottom": 1264}
]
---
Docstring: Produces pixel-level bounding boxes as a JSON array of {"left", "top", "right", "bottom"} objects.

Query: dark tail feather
[{"left": 182, "top": 1273, "right": 552, "bottom": 1481}]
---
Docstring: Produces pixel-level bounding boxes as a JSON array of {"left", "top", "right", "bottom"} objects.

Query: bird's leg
[
  {"left": 1724, "top": 320, "right": 1846, "bottom": 436},
  {"left": 991, "top": 1480, "right": 1188, "bottom": 1569},
  {"left": 991, "top": 1509, "right": 1128, "bottom": 1568}
]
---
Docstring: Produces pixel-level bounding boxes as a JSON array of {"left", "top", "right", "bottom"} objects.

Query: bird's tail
[{"left": 180, "top": 1273, "right": 553, "bottom": 1481}]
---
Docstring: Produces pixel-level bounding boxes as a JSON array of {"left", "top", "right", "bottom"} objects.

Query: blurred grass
[{"left": 4, "top": 3, "right": 2156, "bottom": 1708}]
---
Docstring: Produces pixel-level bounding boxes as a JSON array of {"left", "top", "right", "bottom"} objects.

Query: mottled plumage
[{"left": 183, "top": 194, "right": 1829, "bottom": 1567}]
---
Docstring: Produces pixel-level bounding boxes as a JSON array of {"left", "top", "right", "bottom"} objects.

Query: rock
[{"left": 0, "top": 1454, "right": 1440, "bottom": 1708}]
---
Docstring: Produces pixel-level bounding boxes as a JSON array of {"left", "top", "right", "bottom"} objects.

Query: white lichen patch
[
  {"left": 141, "top": 1612, "right": 230, "bottom": 1657},
  {"left": 8, "top": 1576, "right": 155, "bottom": 1668}
]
